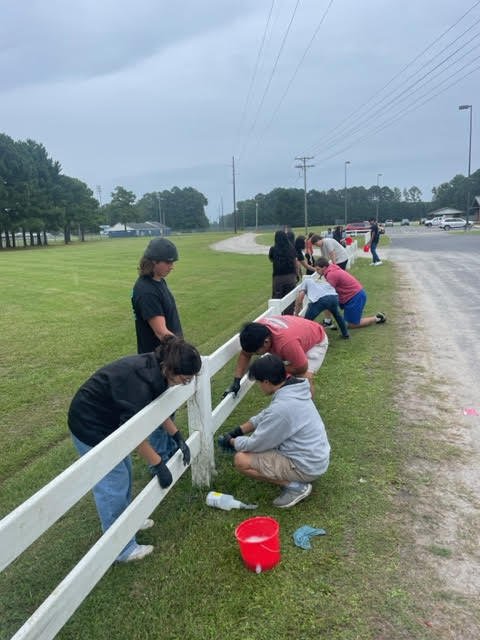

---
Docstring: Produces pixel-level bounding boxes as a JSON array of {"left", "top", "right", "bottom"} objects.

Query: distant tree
[
  {"left": 167, "top": 186, "right": 209, "bottom": 230},
  {"left": 109, "top": 186, "right": 137, "bottom": 229},
  {"left": 56, "top": 175, "right": 100, "bottom": 243}
]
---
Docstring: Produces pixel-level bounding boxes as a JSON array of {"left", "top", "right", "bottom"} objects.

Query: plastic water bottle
[{"left": 206, "top": 491, "right": 257, "bottom": 511}]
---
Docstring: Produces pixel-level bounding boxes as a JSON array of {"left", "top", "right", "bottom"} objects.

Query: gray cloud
[{"left": 0, "top": 0, "right": 478, "bottom": 220}]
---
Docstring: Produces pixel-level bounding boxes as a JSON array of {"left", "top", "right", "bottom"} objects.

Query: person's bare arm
[
  {"left": 234, "top": 351, "right": 253, "bottom": 378},
  {"left": 148, "top": 316, "right": 174, "bottom": 340},
  {"left": 136, "top": 440, "right": 162, "bottom": 465},
  {"left": 294, "top": 291, "right": 306, "bottom": 315}
]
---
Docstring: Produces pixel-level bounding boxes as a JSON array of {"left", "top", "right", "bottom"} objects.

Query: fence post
[
  {"left": 268, "top": 298, "right": 283, "bottom": 315},
  {"left": 187, "top": 356, "right": 215, "bottom": 487}
]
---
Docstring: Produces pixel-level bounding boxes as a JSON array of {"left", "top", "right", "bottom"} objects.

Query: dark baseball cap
[{"left": 143, "top": 238, "right": 179, "bottom": 262}]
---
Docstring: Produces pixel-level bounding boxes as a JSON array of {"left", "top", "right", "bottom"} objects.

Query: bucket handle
[{"left": 259, "top": 543, "right": 278, "bottom": 554}]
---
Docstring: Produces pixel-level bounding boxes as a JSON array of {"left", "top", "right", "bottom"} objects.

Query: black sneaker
[
  {"left": 322, "top": 319, "right": 333, "bottom": 328},
  {"left": 376, "top": 312, "right": 386, "bottom": 323}
]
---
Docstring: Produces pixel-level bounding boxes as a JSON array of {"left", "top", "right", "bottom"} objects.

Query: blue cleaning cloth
[{"left": 293, "top": 525, "right": 326, "bottom": 550}]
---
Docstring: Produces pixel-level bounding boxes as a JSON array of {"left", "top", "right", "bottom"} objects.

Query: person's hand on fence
[
  {"left": 173, "top": 431, "right": 191, "bottom": 466},
  {"left": 222, "top": 377, "right": 241, "bottom": 398},
  {"left": 217, "top": 426, "right": 243, "bottom": 453},
  {"left": 152, "top": 460, "right": 173, "bottom": 488}
]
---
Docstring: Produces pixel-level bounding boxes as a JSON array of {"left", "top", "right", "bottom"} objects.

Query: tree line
[
  {"left": 0, "top": 133, "right": 99, "bottom": 248},
  {"left": 227, "top": 173, "right": 479, "bottom": 230},
  {"left": 2, "top": 132, "right": 478, "bottom": 249},
  {"left": 0, "top": 134, "right": 209, "bottom": 249},
  {"left": 105, "top": 186, "right": 209, "bottom": 232}
]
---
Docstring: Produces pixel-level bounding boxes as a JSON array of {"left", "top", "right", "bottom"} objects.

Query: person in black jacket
[{"left": 68, "top": 336, "right": 201, "bottom": 563}]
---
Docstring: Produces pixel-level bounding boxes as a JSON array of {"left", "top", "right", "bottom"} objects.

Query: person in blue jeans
[
  {"left": 68, "top": 336, "right": 201, "bottom": 563},
  {"left": 368, "top": 218, "right": 382, "bottom": 265},
  {"left": 293, "top": 271, "right": 350, "bottom": 339}
]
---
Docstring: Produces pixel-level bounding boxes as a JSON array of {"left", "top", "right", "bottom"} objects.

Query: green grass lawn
[{"left": 0, "top": 232, "right": 427, "bottom": 639}]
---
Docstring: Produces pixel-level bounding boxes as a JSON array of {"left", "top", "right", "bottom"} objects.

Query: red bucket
[
  {"left": 363, "top": 244, "right": 370, "bottom": 252},
  {"left": 345, "top": 236, "right": 353, "bottom": 245},
  {"left": 235, "top": 516, "right": 280, "bottom": 573}
]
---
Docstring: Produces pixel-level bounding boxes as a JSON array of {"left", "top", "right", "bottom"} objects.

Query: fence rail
[{"left": 0, "top": 240, "right": 357, "bottom": 640}]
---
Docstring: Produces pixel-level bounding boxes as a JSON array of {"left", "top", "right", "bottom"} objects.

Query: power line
[
  {"left": 238, "top": 0, "right": 301, "bottom": 161},
  {"left": 316, "top": 33, "right": 480, "bottom": 158},
  {"left": 306, "top": 0, "right": 480, "bottom": 154},
  {"left": 234, "top": 0, "right": 276, "bottom": 154},
  {"left": 316, "top": 58, "right": 480, "bottom": 166},
  {"left": 255, "top": 0, "right": 335, "bottom": 142}
]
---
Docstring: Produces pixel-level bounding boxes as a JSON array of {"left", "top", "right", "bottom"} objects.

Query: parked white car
[
  {"left": 439, "top": 218, "right": 471, "bottom": 230},
  {"left": 424, "top": 216, "right": 446, "bottom": 227}
]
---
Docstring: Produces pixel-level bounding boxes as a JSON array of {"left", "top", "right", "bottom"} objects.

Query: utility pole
[
  {"left": 156, "top": 193, "right": 163, "bottom": 235},
  {"left": 459, "top": 104, "right": 473, "bottom": 228},
  {"left": 344, "top": 161, "right": 350, "bottom": 226},
  {"left": 232, "top": 156, "right": 237, "bottom": 233},
  {"left": 295, "top": 156, "right": 314, "bottom": 235},
  {"left": 255, "top": 200, "right": 259, "bottom": 232},
  {"left": 375, "top": 173, "right": 383, "bottom": 222},
  {"left": 221, "top": 196, "right": 224, "bottom": 230}
]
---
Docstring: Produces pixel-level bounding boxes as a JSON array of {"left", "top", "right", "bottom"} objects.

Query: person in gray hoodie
[{"left": 218, "top": 354, "right": 330, "bottom": 508}]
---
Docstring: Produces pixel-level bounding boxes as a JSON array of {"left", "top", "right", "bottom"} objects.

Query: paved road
[{"left": 386, "top": 229, "right": 480, "bottom": 422}]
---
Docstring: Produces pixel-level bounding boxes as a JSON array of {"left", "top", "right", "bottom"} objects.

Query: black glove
[
  {"left": 222, "top": 377, "right": 241, "bottom": 398},
  {"left": 218, "top": 426, "right": 243, "bottom": 452},
  {"left": 173, "top": 431, "right": 191, "bottom": 466},
  {"left": 152, "top": 460, "right": 173, "bottom": 488}
]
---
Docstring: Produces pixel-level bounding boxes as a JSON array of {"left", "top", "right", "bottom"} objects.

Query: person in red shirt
[
  {"left": 223, "top": 315, "right": 328, "bottom": 397},
  {"left": 314, "top": 257, "right": 386, "bottom": 329}
]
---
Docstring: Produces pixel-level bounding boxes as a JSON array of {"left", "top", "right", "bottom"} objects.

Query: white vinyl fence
[{"left": 0, "top": 241, "right": 357, "bottom": 640}]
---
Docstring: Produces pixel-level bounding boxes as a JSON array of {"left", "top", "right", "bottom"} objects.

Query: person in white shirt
[
  {"left": 294, "top": 270, "right": 350, "bottom": 339},
  {"left": 310, "top": 235, "right": 349, "bottom": 270}
]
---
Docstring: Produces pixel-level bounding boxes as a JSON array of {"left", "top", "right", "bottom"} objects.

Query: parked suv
[{"left": 439, "top": 217, "right": 471, "bottom": 230}]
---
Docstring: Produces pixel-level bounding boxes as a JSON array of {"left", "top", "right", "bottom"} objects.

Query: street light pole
[
  {"left": 459, "top": 104, "right": 473, "bottom": 227},
  {"left": 344, "top": 161, "right": 350, "bottom": 226},
  {"left": 375, "top": 173, "right": 383, "bottom": 222}
]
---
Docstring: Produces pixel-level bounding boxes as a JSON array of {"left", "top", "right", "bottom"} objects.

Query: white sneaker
[
  {"left": 374, "top": 261, "right": 383, "bottom": 266},
  {"left": 369, "top": 262, "right": 376, "bottom": 266},
  {"left": 139, "top": 518, "right": 154, "bottom": 530},
  {"left": 118, "top": 544, "right": 154, "bottom": 563}
]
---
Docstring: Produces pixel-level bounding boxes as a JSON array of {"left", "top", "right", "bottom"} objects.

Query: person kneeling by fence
[
  {"left": 223, "top": 315, "right": 328, "bottom": 398},
  {"left": 68, "top": 336, "right": 201, "bottom": 563},
  {"left": 219, "top": 354, "right": 330, "bottom": 509}
]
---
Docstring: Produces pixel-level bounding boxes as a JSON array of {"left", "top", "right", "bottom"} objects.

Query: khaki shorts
[
  {"left": 248, "top": 449, "right": 319, "bottom": 483},
  {"left": 306, "top": 335, "right": 329, "bottom": 373}
]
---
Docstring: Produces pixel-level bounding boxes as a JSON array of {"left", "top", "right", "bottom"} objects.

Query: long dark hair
[
  {"left": 294, "top": 235, "right": 306, "bottom": 251},
  {"left": 273, "top": 230, "right": 296, "bottom": 256},
  {"left": 154, "top": 336, "right": 202, "bottom": 377}
]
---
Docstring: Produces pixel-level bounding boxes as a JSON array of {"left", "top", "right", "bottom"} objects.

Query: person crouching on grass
[
  {"left": 218, "top": 354, "right": 330, "bottom": 509},
  {"left": 68, "top": 336, "right": 201, "bottom": 563}
]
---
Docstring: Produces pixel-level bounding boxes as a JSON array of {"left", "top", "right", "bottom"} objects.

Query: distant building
[
  {"left": 426, "top": 207, "right": 464, "bottom": 218},
  {"left": 104, "top": 221, "right": 171, "bottom": 238},
  {"left": 470, "top": 196, "right": 480, "bottom": 222}
]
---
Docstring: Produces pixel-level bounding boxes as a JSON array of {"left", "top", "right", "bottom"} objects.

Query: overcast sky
[{"left": 1, "top": 0, "right": 479, "bottom": 220}]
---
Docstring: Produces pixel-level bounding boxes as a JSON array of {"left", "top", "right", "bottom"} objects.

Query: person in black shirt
[
  {"left": 132, "top": 238, "right": 183, "bottom": 461},
  {"left": 268, "top": 230, "right": 297, "bottom": 315},
  {"left": 68, "top": 336, "right": 201, "bottom": 562},
  {"left": 368, "top": 218, "right": 382, "bottom": 265}
]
